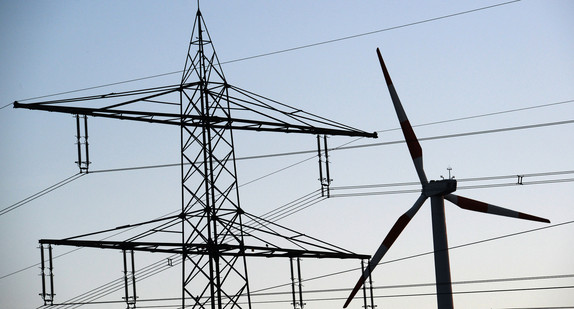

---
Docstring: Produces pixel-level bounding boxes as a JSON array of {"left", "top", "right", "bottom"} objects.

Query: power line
[
  {"left": 4, "top": 190, "right": 328, "bottom": 304},
  {"left": 330, "top": 171, "right": 574, "bottom": 198},
  {"left": 2, "top": 140, "right": 571, "bottom": 286},
  {"left": 331, "top": 170, "right": 574, "bottom": 190},
  {"left": 40, "top": 272, "right": 574, "bottom": 306},
  {"left": 57, "top": 255, "right": 182, "bottom": 309},
  {"left": 27, "top": 198, "right": 572, "bottom": 306},
  {"left": 387, "top": 99, "right": 574, "bottom": 133},
  {"left": 29, "top": 217, "right": 574, "bottom": 307},
  {"left": 10, "top": 0, "right": 521, "bottom": 104},
  {"left": 136, "top": 199, "right": 574, "bottom": 305},
  {"left": 248, "top": 285, "right": 574, "bottom": 305},
  {"left": 3, "top": 104, "right": 571, "bottom": 219},
  {"left": 1, "top": 102, "right": 14, "bottom": 110},
  {"left": 0, "top": 210, "right": 180, "bottom": 281},
  {"left": 83, "top": 117, "right": 574, "bottom": 176},
  {"left": 248, "top": 273, "right": 574, "bottom": 297},
  {"left": 238, "top": 156, "right": 316, "bottom": 187},
  {"left": 4, "top": 0, "right": 570, "bottom": 305},
  {"left": 240, "top": 100, "right": 574, "bottom": 161},
  {"left": 1, "top": 0, "right": 565, "bottom": 238},
  {"left": 43, "top": 284, "right": 574, "bottom": 307},
  {"left": 0, "top": 187, "right": 319, "bottom": 281},
  {"left": 335, "top": 119, "right": 574, "bottom": 154},
  {"left": 36, "top": 195, "right": 329, "bottom": 307},
  {"left": 250, "top": 220, "right": 574, "bottom": 294},
  {"left": 6, "top": 82, "right": 573, "bottom": 305},
  {"left": 7, "top": 92, "right": 571, "bottom": 306},
  {"left": 0, "top": 246, "right": 83, "bottom": 281},
  {"left": 0, "top": 173, "right": 85, "bottom": 217},
  {"left": 2, "top": 155, "right": 571, "bottom": 282},
  {"left": 254, "top": 190, "right": 321, "bottom": 222},
  {"left": 221, "top": 0, "right": 522, "bottom": 64},
  {"left": 270, "top": 196, "right": 326, "bottom": 222},
  {"left": 261, "top": 172, "right": 574, "bottom": 219},
  {"left": 7, "top": 98, "right": 572, "bottom": 180}
]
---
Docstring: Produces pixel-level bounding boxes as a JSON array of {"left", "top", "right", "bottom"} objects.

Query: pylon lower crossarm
[{"left": 39, "top": 239, "right": 370, "bottom": 259}]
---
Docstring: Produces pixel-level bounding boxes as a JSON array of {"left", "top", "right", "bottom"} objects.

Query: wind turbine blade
[
  {"left": 376, "top": 48, "right": 428, "bottom": 184},
  {"left": 343, "top": 194, "right": 427, "bottom": 308},
  {"left": 445, "top": 194, "right": 550, "bottom": 223}
]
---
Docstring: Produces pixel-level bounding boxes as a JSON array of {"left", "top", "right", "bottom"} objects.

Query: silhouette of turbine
[{"left": 343, "top": 48, "right": 550, "bottom": 309}]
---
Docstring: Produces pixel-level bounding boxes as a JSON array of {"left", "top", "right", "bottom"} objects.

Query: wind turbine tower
[{"left": 343, "top": 48, "right": 550, "bottom": 309}]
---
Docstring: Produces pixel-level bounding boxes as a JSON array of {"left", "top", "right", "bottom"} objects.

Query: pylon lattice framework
[{"left": 15, "top": 8, "right": 377, "bottom": 309}]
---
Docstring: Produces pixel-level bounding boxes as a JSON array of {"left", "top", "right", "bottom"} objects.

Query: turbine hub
[{"left": 423, "top": 179, "right": 457, "bottom": 197}]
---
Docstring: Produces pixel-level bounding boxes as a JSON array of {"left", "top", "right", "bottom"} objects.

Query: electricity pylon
[{"left": 15, "top": 8, "right": 377, "bottom": 309}]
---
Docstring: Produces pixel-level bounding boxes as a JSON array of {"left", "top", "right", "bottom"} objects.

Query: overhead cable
[
  {"left": 12, "top": 0, "right": 521, "bottom": 104},
  {"left": 248, "top": 273, "right": 574, "bottom": 297},
  {"left": 3, "top": 168, "right": 571, "bottom": 281},
  {"left": 247, "top": 285, "right": 574, "bottom": 305},
  {"left": 0, "top": 173, "right": 85, "bottom": 217},
  {"left": 336, "top": 119, "right": 574, "bottom": 153},
  {"left": 330, "top": 170, "right": 574, "bottom": 198},
  {"left": 30, "top": 218, "right": 574, "bottom": 306},
  {"left": 250, "top": 220, "right": 574, "bottom": 294},
  {"left": 83, "top": 117, "right": 574, "bottom": 176},
  {"left": 42, "top": 284, "right": 574, "bottom": 307},
  {"left": 3, "top": 110, "right": 571, "bottom": 219}
]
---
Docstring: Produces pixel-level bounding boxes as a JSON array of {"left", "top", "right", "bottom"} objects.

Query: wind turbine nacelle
[{"left": 423, "top": 179, "right": 457, "bottom": 197}]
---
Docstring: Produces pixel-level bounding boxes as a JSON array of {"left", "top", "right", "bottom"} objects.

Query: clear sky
[{"left": 1, "top": 1, "right": 573, "bottom": 308}]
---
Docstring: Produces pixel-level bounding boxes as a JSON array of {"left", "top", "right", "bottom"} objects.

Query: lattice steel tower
[
  {"left": 15, "top": 8, "right": 377, "bottom": 309},
  {"left": 178, "top": 10, "right": 248, "bottom": 307}
]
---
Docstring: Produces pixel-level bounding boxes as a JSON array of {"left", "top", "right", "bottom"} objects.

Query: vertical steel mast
[{"left": 179, "top": 9, "right": 248, "bottom": 308}]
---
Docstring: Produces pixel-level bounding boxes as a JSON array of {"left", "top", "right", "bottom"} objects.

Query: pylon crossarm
[
  {"left": 228, "top": 84, "right": 377, "bottom": 137},
  {"left": 13, "top": 81, "right": 377, "bottom": 138},
  {"left": 39, "top": 239, "right": 369, "bottom": 259}
]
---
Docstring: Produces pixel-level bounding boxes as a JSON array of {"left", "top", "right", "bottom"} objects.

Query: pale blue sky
[{"left": 1, "top": 1, "right": 573, "bottom": 308}]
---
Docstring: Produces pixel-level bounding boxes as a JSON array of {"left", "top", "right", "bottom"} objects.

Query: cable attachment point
[
  {"left": 74, "top": 114, "right": 90, "bottom": 173},
  {"left": 517, "top": 175, "right": 524, "bottom": 185},
  {"left": 317, "top": 135, "right": 332, "bottom": 197}
]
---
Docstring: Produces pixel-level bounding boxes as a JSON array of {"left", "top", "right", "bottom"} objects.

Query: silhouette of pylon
[{"left": 16, "top": 7, "right": 376, "bottom": 309}]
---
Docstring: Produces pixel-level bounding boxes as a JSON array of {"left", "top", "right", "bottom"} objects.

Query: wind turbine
[{"left": 343, "top": 48, "right": 550, "bottom": 309}]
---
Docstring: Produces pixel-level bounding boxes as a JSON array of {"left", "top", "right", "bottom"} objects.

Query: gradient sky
[{"left": 1, "top": 1, "right": 573, "bottom": 308}]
